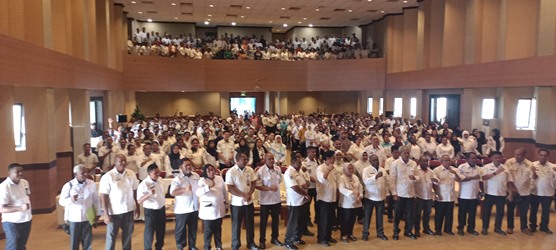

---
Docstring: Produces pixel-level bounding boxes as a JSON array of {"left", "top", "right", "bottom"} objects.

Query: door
[{"left": 429, "top": 94, "right": 460, "bottom": 128}]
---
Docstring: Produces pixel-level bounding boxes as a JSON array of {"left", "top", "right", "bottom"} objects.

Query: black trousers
[
  {"left": 457, "top": 198, "right": 478, "bottom": 231},
  {"left": 415, "top": 198, "right": 433, "bottom": 232},
  {"left": 203, "top": 218, "right": 223, "bottom": 250},
  {"left": 434, "top": 201, "right": 454, "bottom": 233},
  {"left": 259, "top": 203, "right": 281, "bottom": 243},
  {"left": 393, "top": 197, "right": 415, "bottom": 234},
  {"left": 530, "top": 195, "right": 552, "bottom": 231},
  {"left": 231, "top": 204, "right": 256, "bottom": 248},
  {"left": 482, "top": 194, "right": 506, "bottom": 231},
  {"left": 317, "top": 200, "right": 335, "bottom": 242},
  {"left": 386, "top": 196, "right": 395, "bottom": 219},
  {"left": 507, "top": 195, "right": 531, "bottom": 230},
  {"left": 307, "top": 188, "right": 317, "bottom": 223},
  {"left": 299, "top": 202, "right": 309, "bottom": 234},
  {"left": 175, "top": 211, "right": 198, "bottom": 249},
  {"left": 144, "top": 207, "right": 166, "bottom": 250},
  {"left": 362, "top": 198, "right": 385, "bottom": 237},
  {"left": 341, "top": 208, "right": 359, "bottom": 237},
  {"left": 284, "top": 205, "right": 303, "bottom": 244}
]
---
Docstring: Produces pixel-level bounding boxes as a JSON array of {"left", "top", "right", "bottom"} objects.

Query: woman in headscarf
[
  {"left": 165, "top": 145, "right": 184, "bottom": 175},
  {"left": 458, "top": 131, "right": 479, "bottom": 158},
  {"left": 203, "top": 140, "right": 219, "bottom": 168},
  {"left": 486, "top": 128, "right": 505, "bottom": 156},
  {"left": 196, "top": 164, "right": 228, "bottom": 250},
  {"left": 234, "top": 138, "right": 253, "bottom": 166},
  {"left": 186, "top": 138, "right": 206, "bottom": 170},
  {"left": 269, "top": 135, "right": 287, "bottom": 166},
  {"left": 338, "top": 163, "right": 363, "bottom": 243}
]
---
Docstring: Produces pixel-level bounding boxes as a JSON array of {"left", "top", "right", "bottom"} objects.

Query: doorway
[{"left": 429, "top": 94, "right": 460, "bottom": 128}]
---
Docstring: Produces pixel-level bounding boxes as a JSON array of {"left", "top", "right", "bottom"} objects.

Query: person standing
[
  {"left": 0, "top": 163, "right": 32, "bottom": 250},
  {"left": 432, "top": 155, "right": 461, "bottom": 236},
  {"left": 316, "top": 150, "right": 338, "bottom": 246},
  {"left": 99, "top": 154, "right": 140, "bottom": 250},
  {"left": 196, "top": 164, "right": 228, "bottom": 250},
  {"left": 283, "top": 154, "right": 310, "bottom": 250},
  {"left": 170, "top": 158, "right": 200, "bottom": 250},
  {"left": 361, "top": 154, "right": 389, "bottom": 241},
  {"left": 76, "top": 143, "right": 99, "bottom": 174},
  {"left": 137, "top": 164, "right": 167, "bottom": 250},
  {"left": 338, "top": 163, "right": 363, "bottom": 243},
  {"left": 504, "top": 147, "right": 533, "bottom": 235},
  {"left": 59, "top": 164, "right": 102, "bottom": 250},
  {"left": 456, "top": 153, "right": 481, "bottom": 236},
  {"left": 225, "top": 152, "right": 260, "bottom": 250},
  {"left": 530, "top": 149, "right": 556, "bottom": 234},
  {"left": 414, "top": 156, "right": 438, "bottom": 237},
  {"left": 256, "top": 153, "right": 284, "bottom": 249},
  {"left": 389, "top": 146, "right": 419, "bottom": 240}
]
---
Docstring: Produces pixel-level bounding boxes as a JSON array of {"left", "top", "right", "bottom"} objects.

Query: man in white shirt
[
  {"left": 504, "top": 147, "right": 533, "bottom": 235},
  {"left": 59, "top": 164, "right": 101, "bottom": 250},
  {"left": 414, "top": 156, "right": 438, "bottom": 237},
  {"left": 99, "top": 154, "right": 140, "bottom": 250},
  {"left": 316, "top": 150, "right": 338, "bottom": 246},
  {"left": 419, "top": 134, "right": 437, "bottom": 160},
  {"left": 283, "top": 155, "right": 310, "bottom": 250},
  {"left": 302, "top": 146, "right": 319, "bottom": 227},
  {"left": 389, "top": 146, "right": 419, "bottom": 240},
  {"left": 76, "top": 143, "right": 99, "bottom": 174},
  {"left": 529, "top": 149, "right": 556, "bottom": 234},
  {"left": 0, "top": 163, "right": 32, "bottom": 250},
  {"left": 98, "top": 137, "right": 118, "bottom": 172},
  {"left": 217, "top": 131, "right": 236, "bottom": 169},
  {"left": 433, "top": 155, "right": 462, "bottom": 235},
  {"left": 456, "top": 153, "right": 481, "bottom": 236},
  {"left": 137, "top": 164, "right": 167, "bottom": 250},
  {"left": 361, "top": 155, "right": 389, "bottom": 241},
  {"left": 170, "top": 158, "right": 200, "bottom": 250},
  {"left": 480, "top": 151, "right": 514, "bottom": 236},
  {"left": 225, "top": 152, "right": 259, "bottom": 250},
  {"left": 364, "top": 135, "right": 388, "bottom": 168},
  {"left": 256, "top": 153, "right": 284, "bottom": 249},
  {"left": 136, "top": 143, "right": 161, "bottom": 180}
]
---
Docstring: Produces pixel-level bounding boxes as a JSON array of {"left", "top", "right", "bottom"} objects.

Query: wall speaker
[{"left": 116, "top": 114, "right": 127, "bottom": 123}]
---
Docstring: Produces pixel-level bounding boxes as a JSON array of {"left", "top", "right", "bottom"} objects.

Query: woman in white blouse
[
  {"left": 196, "top": 164, "right": 228, "bottom": 250},
  {"left": 269, "top": 135, "right": 287, "bottom": 166},
  {"left": 203, "top": 140, "right": 219, "bottom": 168},
  {"left": 186, "top": 138, "right": 206, "bottom": 170},
  {"left": 338, "top": 163, "right": 364, "bottom": 243}
]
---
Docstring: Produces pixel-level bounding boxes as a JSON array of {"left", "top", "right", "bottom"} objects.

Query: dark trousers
[
  {"left": 507, "top": 195, "right": 531, "bottom": 230},
  {"left": 393, "top": 197, "right": 415, "bottom": 234},
  {"left": 69, "top": 221, "right": 92, "bottom": 250},
  {"left": 530, "top": 195, "right": 552, "bottom": 231},
  {"left": 231, "top": 204, "right": 256, "bottom": 248},
  {"left": 434, "top": 201, "right": 454, "bottom": 233},
  {"left": 307, "top": 188, "right": 317, "bottom": 223},
  {"left": 203, "top": 218, "right": 223, "bottom": 250},
  {"left": 386, "top": 196, "right": 395, "bottom": 219},
  {"left": 284, "top": 205, "right": 303, "bottom": 244},
  {"left": 175, "top": 211, "right": 198, "bottom": 249},
  {"left": 457, "top": 198, "right": 478, "bottom": 231},
  {"left": 105, "top": 211, "right": 134, "bottom": 250},
  {"left": 144, "top": 207, "right": 166, "bottom": 250},
  {"left": 260, "top": 203, "right": 281, "bottom": 243},
  {"left": 415, "top": 198, "right": 433, "bottom": 232},
  {"left": 341, "top": 208, "right": 359, "bottom": 237},
  {"left": 482, "top": 194, "right": 506, "bottom": 231},
  {"left": 362, "top": 198, "right": 385, "bottom": 237},
  {"left": 317, "top": 200, "right": 335, "bottom": 242},
  {"left": 2, "top": 220, "right": 31, "bottom": 250}
]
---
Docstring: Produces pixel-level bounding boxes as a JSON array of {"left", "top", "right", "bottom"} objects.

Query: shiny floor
[{"left": 4, "top": 206, "right": 556, "bottom": 250}]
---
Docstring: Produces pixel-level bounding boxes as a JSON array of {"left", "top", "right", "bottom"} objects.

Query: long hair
[{"left": 201, "top": 164, "right": 214, "bottom": 179}]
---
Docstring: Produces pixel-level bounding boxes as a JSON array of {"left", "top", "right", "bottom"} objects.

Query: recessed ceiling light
[
  {"left": 348, "top": 10, "right": 353, "bottom": 12},
  {"left": 308, "top": 24, "right": 313, "bottom": 27},
  {"left": 171, "top": 2, "right": 176, "bottom": 6},
  {"left": 281, "top": 7, "right": 286, "bottom": 10},
  {"left": 368, "top": 0, "right": 372, "bottom": 2},
  {"left": 207, "top": 18, "right": 211, "bottom": 21},
  {"left": 246, "top": 6, "right": 251, "bottom": 9},
  {"left": 381, "top": 10, "right": 385, "bottom": 13},
  {"left": 283, "top": 23, "right": 288, "bottom": 27},
  {"left": 241, "top": 16, "right": 245, "bottom": 18},
  {"left": 298, "top": 21, "right": 301, "bottom": 24},
  {"left": 277, "top": 29, "right": 281, "bottom": 32},
  {"left": 209, "top": 4, "right": 214, "bottom": 7},
  {"left": 269, "top": 20, "right": 273, "bottom": 23},
  {"left": 204, "top": 21, "right": 210, "bottom": 25},
  {"left": 131, "top": 0, "right": 136, "bottom": 3},
  {"left": 174, "top": 17, "right": 178, "bottom": 19},
  {"left": 138, "top": 11, "right": 143, "bottom": 14},
  {"left": 303, "top": 17, "right": 307, "bottom": 20},
  {"left": 147, "top": 18, "right": 153, "bottom": 22},
  {"left": 231, "top": 22, "right": 236, "bottom": 25},
  {"left": 208, "top": 14, "right": 212, "bottom": 17},
  {"left": 315, "top": 8, "right": 320, "bottom": 12},
  {"left": 403, "top": 0, "right": 408, "bottom": 3}
]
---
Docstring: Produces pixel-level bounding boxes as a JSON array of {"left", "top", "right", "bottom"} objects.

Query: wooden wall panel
[
  {"left": 504, "top": 0, "right": 539, "bottom": 60},
  {"left": 307, "top": 59, "right": 386, "bottom": 91}
]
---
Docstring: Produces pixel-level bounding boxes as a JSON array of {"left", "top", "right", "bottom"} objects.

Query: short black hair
[
  {"left": 323, "top": 150, "right": 335, "bottom": 160},
  {"left": 179, "top": 157, "right": 192, "bottom": 165},
  {"left": 539, "top": 148, "right": 550, "bottom": 156},
  {"left": 147, "top": 163, "right": 159, "bottom": 173},
  {"left": 8, "top": 163, "right": 22, "bottom": 171},
  {"left": 489, "top": 151, "right": 502, "bottom": 157}
]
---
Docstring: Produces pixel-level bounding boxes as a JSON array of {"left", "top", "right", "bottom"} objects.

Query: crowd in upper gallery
[{"left": 127, "top": 27, "right": 382, "bottom": 61}]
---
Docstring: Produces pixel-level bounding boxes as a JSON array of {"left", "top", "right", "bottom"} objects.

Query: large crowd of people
[
  {"left": 2, "top": 111, "right": 555, "bottom": 250},
  {"left": 127, "top": 27, "right": 382, "bottom": 60}
]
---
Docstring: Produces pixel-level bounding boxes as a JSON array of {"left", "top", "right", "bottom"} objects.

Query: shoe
[
  {"left": 444, "top": 231, "right": 455, "bottom": 235},
  {"left": 328, "top": 238, "right": 338, "bottom": 243},
  {"left": 284, "top": 243, "right": 298, "bottom": 250},
  {"left": 467, "top": 231, "right": 479, "bottom": 236},
  {"left": 190, "top": 247, "right": 199, "bottom": 250},
  {"left": 271, "top": 239, "right": 283, "bottom": 246},
  {"left": 388, "top": 218, "right": 393, "bottom": 223},
  {"left": 332, "top": 225, "right": 340, "bottom": 231},
  {"left": 424, "top": 229, "right": 436, "bottom": 236},
  {"left": 481, "top": 229, "right": 488, "bottom": 236},
  {"left": 293, "top": 239, "right": 306, "bottom": 245},
  {"left": 341, "top": 237, "right": 349, "bottom": 243},
  {"left": 521, "top": 229, "right": 533, "bottom": 236},
  {"left": 507, "top": 228, "right": 513, "bottom": 234},
  {"left": 362, "top": 236, "right": 368, "bottom": 241},
  {"left": 494, "top": 229, "right": 507, "bottom": 236},
  {"left": 307, "top": 221, "right": 314, "bottom": 227},
  {"left": 303, "top": 230, "right": 315, "bottom": 236},
  {"left": 259, "top": 242, "right": 266, "bottom": 249},
  {"left": 457, "top": 230, "right": 464, "bottom": 236},
  {"left": 377, "top": 235, "right": 388, "bottom": 241},
  {"left": 393, "top": 233, "right": 399, "bottom": 240},
  {"left": 319, "top": 241, "right": 330, "bottom": 246},
  {"left": 530, "top": 227, "right": 537, "bottom": 233},
  {"left": 357, "top": 219, "right": 364, "bottom": 225},
  {"left": 248, "top": 244, "right": 260, "bottom": 250},
  {"left": 540, "top": 229, "right": 553, "bottom": 234},
  {"left": 414, "top": 232, "right": 421, "bottom": 237},
  {"left": 62, "top": 224, "right": 70, "bottom": 235},
  {"left": 348, "top": 235, "right": 357, "bottom": 241},
  {"left": 436, "top": 231, "right": 442, "bottom": 236}
]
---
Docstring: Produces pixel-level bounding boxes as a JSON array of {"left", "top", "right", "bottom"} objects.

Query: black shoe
[
  {"left": 294, "top": 239, "right": 306, "bottom": 245},
  {"left": 388, "top": 218, "right": 393, "bottom": 223},
  {"left": 444, "top": 231, "right": 455, "bottom": 235},
  {"left": 62, "top": 224, "right": 70, "bottom": 235},
  {"left": 468, "top": 230, "right": 479, "bottom": 236},
  {"left": 307, "top": 221, "right": 314, "bottom": 227},
  {"left": 362, "top": 236, "right": 369, "bottom": 241},
  {"left": 259, "top": 242, "right": 266, "bottom": 249},
  {"left": 404, "top": 232, "right": 417, "bottom": 239},
  {"left": 436, "top": 231, "right": 443, "bottom": 236},
  {"left": 424, "top": 229, "right": 436, "bottom": 236},
  {"left": 457, "top": 230, "right": 464, "bottom": 236},
  {"left": 481, "top": 229, "right": 488, "bottom": 235},
  {"left": 540, "top": 229, "right": 553, "bottom": 234},
  {"left": 393, "top": 234, "right": 399, "bottom": 240},
  {"left": 190, "top": 247, "right": 199, "bottom": 250},
  {"left": 348, "top": 235, "right": 357, "bottom": 241},
  {"left": 248, "top": 244, "right": 260, "bottom": 250},
  {"left": 319, "top": 241, "right": 330, "bottom": 246},
  {"left": 303, "top": 230, "right": 315, "bottom": 236},
  {"left": 494, "top": 229, "right": 507, "bottom": 236},
  {"left": 328, "top": 238, "right": 338, "bottom": 243},
  {"left": 529, "top": 227, "right": 537, "bottom": 233},
  {"left": 271, "top": 239, "right": 283, "bottom": 246},
  {"left": 341, "top": 237, "right": 349, "bottom": 243},
  {"left": 414, "top": 232, "right": 421, "bottom": 237},
  {"left": 378, "top": 235, "right": 388, "bottom": 241},
  {"left": 284, "top": 243, "right": 298, "bottom": 250}
]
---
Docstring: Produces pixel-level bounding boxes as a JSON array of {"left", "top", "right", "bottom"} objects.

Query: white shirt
[
  {"left": 137, "top": 176, "right": 166, "bottom": 210},
  {"left": 436, "top": 143, "right": 455, "bottom": 159},
  {"left": 136, "top": 154, "right": 161, "bottom": 180},
  {"left": 419, "top": 140, "right": 437, "bottom": 155},
  {"left": 217, "top": 139, "right": 236, "bottom": 164},
  {"left": 338, "top": 174, "right": 363, "bottom": 209},
  {"left": 170, "top": 172, "right": 200, "bottom": 214},
  {"left": 414, "top": 168, "right": 437, "bottom": 200},
  {"left": 284, "top": 166, "right": 307, "bottom": 206},
  {"left": 59, "top": 178, "right": 101, "bottom": 222},
  {"left": 505, "top": 158, "right": 533, "bottom": 196},
  {"left": 532, "top": 161, "right": 556, "bottom": 197},
  {"left": 98, "top": 168, "right": 139, "bottom": 215},
  {"left": 256, "top": 165, "right": 283, "bottom": 205},
  {"left": 384, "top": 157, "right": 398, "bottom": 172},
  {"left": 125, "top": 153, "right": 140, "bottom": 174},
  {"left": 316, "top": 164, "right": 339, "bottom": 202},
  {"left": 362, "top": 166, "right": 389, "bottom": 201},
  {"left": 353, "top": 159, "right": 370, "bottom": 177},
  {"left": 0, "top": 178, "right": 32, "bottom": 223},
  {"left": 98, "top": 146, "right": 118, "bottom": 172},
  {"left": 76, "top": 153, "right": 99, "bottom": 172},
  {"left": 458, "top": 163, "right": 481, "bottom": 199},
  {"left": 433, "top": 166, "right": 461, "bottom": 202},
  {"left": 302, "top": 157, "right": 319, "bottom": 189},
  {"left": 364, "top": 145, "right": 388, "bottom": 167},
  {"left": 388, "top": 158, "right": 420, "bottom": 198},
  {"left": 225, "top": 165, "right": 257, "bottom": 206},
  {"left": 409, "top": 144, "right": 422, "bottom": 160},
  {"left": 196, "top": 176, "right": 228, "bottom": 220},
  {"left": 480, "top": 163, "right": 513, "bottom": 196}
]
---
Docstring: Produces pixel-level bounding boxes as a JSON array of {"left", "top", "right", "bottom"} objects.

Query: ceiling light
[
  {"left": 231, "top": 22, "right": 236, "bottom": 26},
  {"left": 283, "top": 23, "right": 288, "bottom": 27},
  {"left": 368, "top": 0, "right": 372, "bottom": 2},
  {"left": 348, "top": 10, "right": 353, "bottom": 12},
  {"left": 403, "top": 0, "right": 408, "bottom": 3},
  {"left": 281, "top": 7, "right": 286, "bottom": 10},
  {"left": 309, "top": 24, "right": 313, "bottom": 27},
  {"left": 174, "top": 17, "right": 178, "bottom": 19},
  {"left": 303, "top": 17, "right": 307, "bottom": 20},
  {"left": 131, "top": 1, "right": 136, "bottom": 3},
  {"left": 204, "top": 21, "right": 210, "bottom": 25},
  {"left": 269, "top": 20, "right": 273, "bottom": 23},
  {"left": 381, "top": 10, "right": 385, "bottom": 13},
  {"left": 315, "top": 8, "right": 320, "bottom": 12},
  {"left": 208, "top": 14, "right": 212, "bottom": 17},
  {"left": 147, "top": 18, "right": 153, "bottom": 22},
  {"left": 241, "top": 16, "right": 245, "bottom": 18},
  {"left": 138, "top": 11, "right": 143, "bottom": 14},
  {"left": 207, "top": 18, "right": 211, "bottom": 20},
  {"left": 277, "top": 29, "right": 281, "bottom": 32},
  {"left": 246, "top": 6, "right": 251, "bottom": 9},
  {"left": 171, "top": 2, "right": 176, "bottom": 6},
  {"left": 298, "top": 21, "right": 301, "bottom": 24},
  {"left": 209, "top": 4, "right": 214, "bottom": 7}
]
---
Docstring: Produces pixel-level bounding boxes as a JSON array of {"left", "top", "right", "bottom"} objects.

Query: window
[
  {"left": 13, "top": 104, "right": 26, "bottom": 151},
  {"left": 230, "top": 97, "right": 256, "bottom": 115},
  {"left": 367, "top": 98, "right": 373, "bottom": 114},
  {"left": 516, "top": 98, "right": 537, "bottom": 130},
  {"left": 410, "top": 97, "right": 417, "bottom": 118},
  {"left": 481, "top": 98, "right": 495, "bottom": 119},
  {"left": 393, "top": 98, "right": 403, "bottom": 117},
  {"left": 379, "top": 98, "right": 384, "bottom": 115}
]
